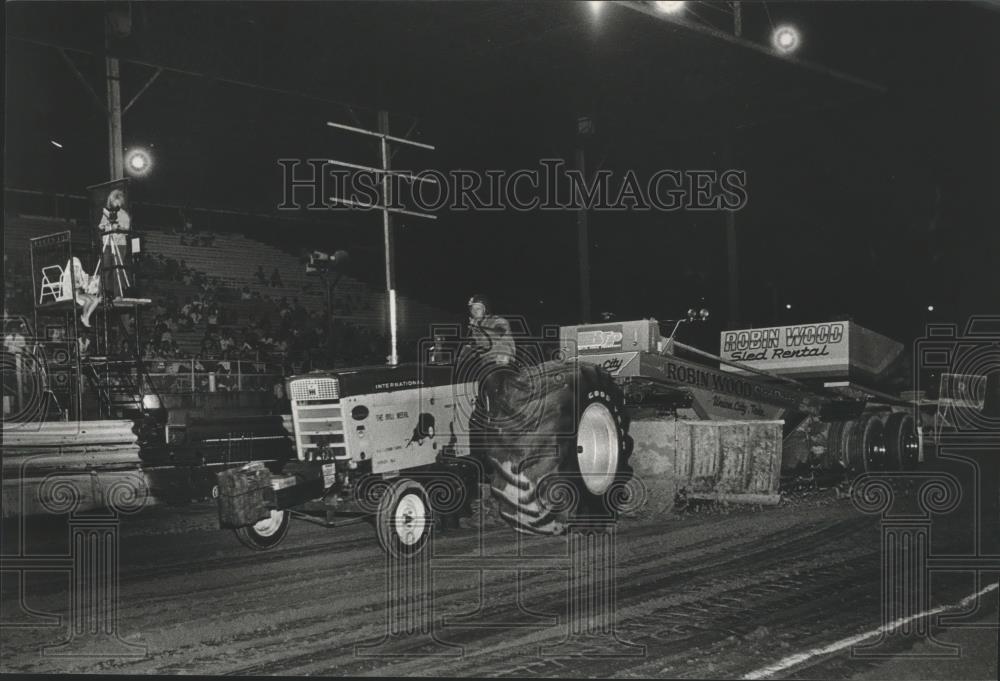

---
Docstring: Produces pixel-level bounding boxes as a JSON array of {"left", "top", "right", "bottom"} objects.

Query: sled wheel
[
  {"left": 885, "top": 412, "right": 919, "bottom": 470},
  {"left": 825, "top": 421, "right": 849, "bottom": 470},
  {"left": 488, "top": 361, "right": 629, "bottom": 536},
  {"left": 376, "top": 478, "right": 433, "bottom": 558},
  {"left": 851, "top": 415, "right": 887, "bottom": 473},
  {"left": 234, "top": 509, "right": 290, "bottom": 551}
]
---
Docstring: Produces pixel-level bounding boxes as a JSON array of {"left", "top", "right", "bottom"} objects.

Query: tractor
[{"left": 215, "top": 336, "right": 631, "bottom": 556}]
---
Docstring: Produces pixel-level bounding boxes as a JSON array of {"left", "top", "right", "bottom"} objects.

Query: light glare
[
  {"left": 655, "top": 1, "right": 686, "bottom": 13},
  {"left": 771, "top": 24, "right": 801, "bottom": 54},
  {"left": 125, "top": 148, "right": 153, "bottom": 176}
]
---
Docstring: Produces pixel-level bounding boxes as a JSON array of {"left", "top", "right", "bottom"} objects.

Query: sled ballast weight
[{"left": 216, "top": 355, "right": 633, "bottom": 556}]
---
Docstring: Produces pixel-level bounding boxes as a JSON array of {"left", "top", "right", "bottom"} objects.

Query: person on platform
[
  {"left": 61, "top": 256, "right": 102, "bottom": 328},
  {"left": 98, "top": 188, "right": 131, "bottom": 299}
]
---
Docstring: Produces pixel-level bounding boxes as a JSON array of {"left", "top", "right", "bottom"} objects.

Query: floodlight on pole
[
  {"left": 654, "top": 1, "right": 686, "bottom": 14},
  {"left": 124, "top": 147, "right": 153, "bottom": 177},
  {"left": 771, "top": 24, "right": 801, "bottom": 54}
]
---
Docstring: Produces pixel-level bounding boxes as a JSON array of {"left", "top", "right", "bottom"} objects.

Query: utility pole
[
  {"left": 576, "top": 116, "right": 594, "bottom": 324},
  {"left": 378, "top": 110, "right": 399, "bottom": 366},
  {"left": 723, "top": 138, "right": 739, "bottom": 328},
  {"left": 325, "top": 117, "right": 435, "bottom": 367},
  {"left": 105, "top": 8, "right": 125, "bottom": 180}
]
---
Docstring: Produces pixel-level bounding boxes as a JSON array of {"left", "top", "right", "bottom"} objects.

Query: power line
[
  {"left": 762, "top": 1, "right": 776, "bottom": 31},
  {"left": 8, "top": 34, "right": 423, "bottom": 132}
]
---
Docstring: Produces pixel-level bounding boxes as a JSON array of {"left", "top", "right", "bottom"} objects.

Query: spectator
[
  {"left": 199, "top": 335, "right": 217, "bottom": 359},
  {"left": 270, "top": 267, "right": 283, "bottom": 287},
  {"left": 241, "top": 286, "right": 252, "bottom": 301},
  {"left": 271, "top": 380, "right": 289, "bottom": 414},
  {"left": 293, "top": 298, "right": 307, "bottom": 326},
  {"left": 178, "top": 208, "right": 194, "bottom": 235},
  {"left": 165, "top": 257, "right": 180, "bottom": 280},
  {"left": 215, "top": 361, "right": 232, "bottom": 392},
  {"left": 207, "top": 307, "right": 219, "bottom": 331},
  {"left": 255, "top": 265, "right": 268, "bottom": 285},
  {"left": 3, "top": 321, "right": 27, "bottom": 354},
  {"left": 219, "top": 330, "right": 235, "bottom": 354}
]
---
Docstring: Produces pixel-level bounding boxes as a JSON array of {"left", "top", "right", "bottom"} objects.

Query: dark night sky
[{"left": 4, "top": 1, "right": 999, "bottom": 345}]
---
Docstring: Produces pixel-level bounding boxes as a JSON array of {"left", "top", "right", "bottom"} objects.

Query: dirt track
[{"left": 3, "top": 471, "right": 997, "bottom": 679}]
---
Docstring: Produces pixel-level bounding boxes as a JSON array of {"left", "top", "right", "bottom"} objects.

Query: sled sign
[
  {"left": 577, "top": 325, "right": 624, "bottom": 352},
  {"left": 720, "top": 322, "right": 854, "bottom": 376}
]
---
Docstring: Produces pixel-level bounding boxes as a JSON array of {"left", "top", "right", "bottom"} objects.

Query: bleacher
[
  {"left": 4, "top": 213, "right": 459, "bottom": 363},
  {"left": 141, "top": 228, "right": 458, "bottom": 345}
]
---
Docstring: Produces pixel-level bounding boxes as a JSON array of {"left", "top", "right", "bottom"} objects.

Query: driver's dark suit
[
  {"left": 459, "top": 315, "right": 516, "bottom": 525},
  {"left": 468, "top": 314, "right": 515, "bottom": 418}
]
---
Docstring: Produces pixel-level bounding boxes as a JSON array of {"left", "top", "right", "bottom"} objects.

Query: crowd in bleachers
[
  {"left": 3, "top": 252, "right": 34, "bottom": 313},
  {"left": 126, "top": 235, "right": 391, "bottom": 368},
  {"left": 3, "top": 209, "right": 453, "bottom": 396}
]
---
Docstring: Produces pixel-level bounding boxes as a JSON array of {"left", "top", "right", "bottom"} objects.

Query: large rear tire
[
  {"left": 234, "top": 509, "right": 290, "bottom": 551},
  {"left": 486, "top": 361, "right": 629, "bottom": 535}
]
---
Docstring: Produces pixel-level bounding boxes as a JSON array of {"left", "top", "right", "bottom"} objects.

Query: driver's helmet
[{"left": 467, "top": 293, "right": 491, "bottom": 316}]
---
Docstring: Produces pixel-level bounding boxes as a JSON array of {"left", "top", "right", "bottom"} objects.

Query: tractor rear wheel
[{"left": 485, "top": 361, "right": 630, "bottom": 535}]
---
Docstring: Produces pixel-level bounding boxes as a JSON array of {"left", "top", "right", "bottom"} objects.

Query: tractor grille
[
  {"left": 290, "top": 377, "right": 340, "bottom": 401},
  {"left": 289, "top": 377, "right": 346, "bottom": 462}
]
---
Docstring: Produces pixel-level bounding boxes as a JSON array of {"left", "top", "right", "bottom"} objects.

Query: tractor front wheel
[
  {"left": 234, "top": 509, "right": 291, "bottom": 550},
  {"left": 376, "top": 478, "right": 433, "bottom": 557}
]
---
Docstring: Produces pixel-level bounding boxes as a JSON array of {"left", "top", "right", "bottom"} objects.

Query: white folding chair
[{"left": 39, "top": 265, "right": 66, "bottom": 304}]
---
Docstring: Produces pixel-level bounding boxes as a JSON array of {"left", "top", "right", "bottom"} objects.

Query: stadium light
[
  {"left": 654, "top": 1, "right": 686, "bottom": 14},
  {"left": 125, "top": 147, "right": 153, "bottom": 177},
  {"left": 927, "top": 305, "right": 935, "bottom": 312},
  {"left": 785, "top": 304, "right": 793, "bottom": 310},
  {"left": 589, "top": 1, "right": 604, "bottom": 16},
  {"left": 771, "top": 24, "right": 801, "bottom": 54}
]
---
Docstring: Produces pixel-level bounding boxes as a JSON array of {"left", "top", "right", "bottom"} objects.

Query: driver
[
  {"left": 458, "top": 294, "right": 515, "bottom": 530},
  {"left": 466, "top": 293, "right": 515, "bottom": 416}
]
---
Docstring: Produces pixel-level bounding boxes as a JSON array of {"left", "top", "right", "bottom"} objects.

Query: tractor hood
[{"left": 287, "top": 363, "right": 467, "bottom": 400}]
